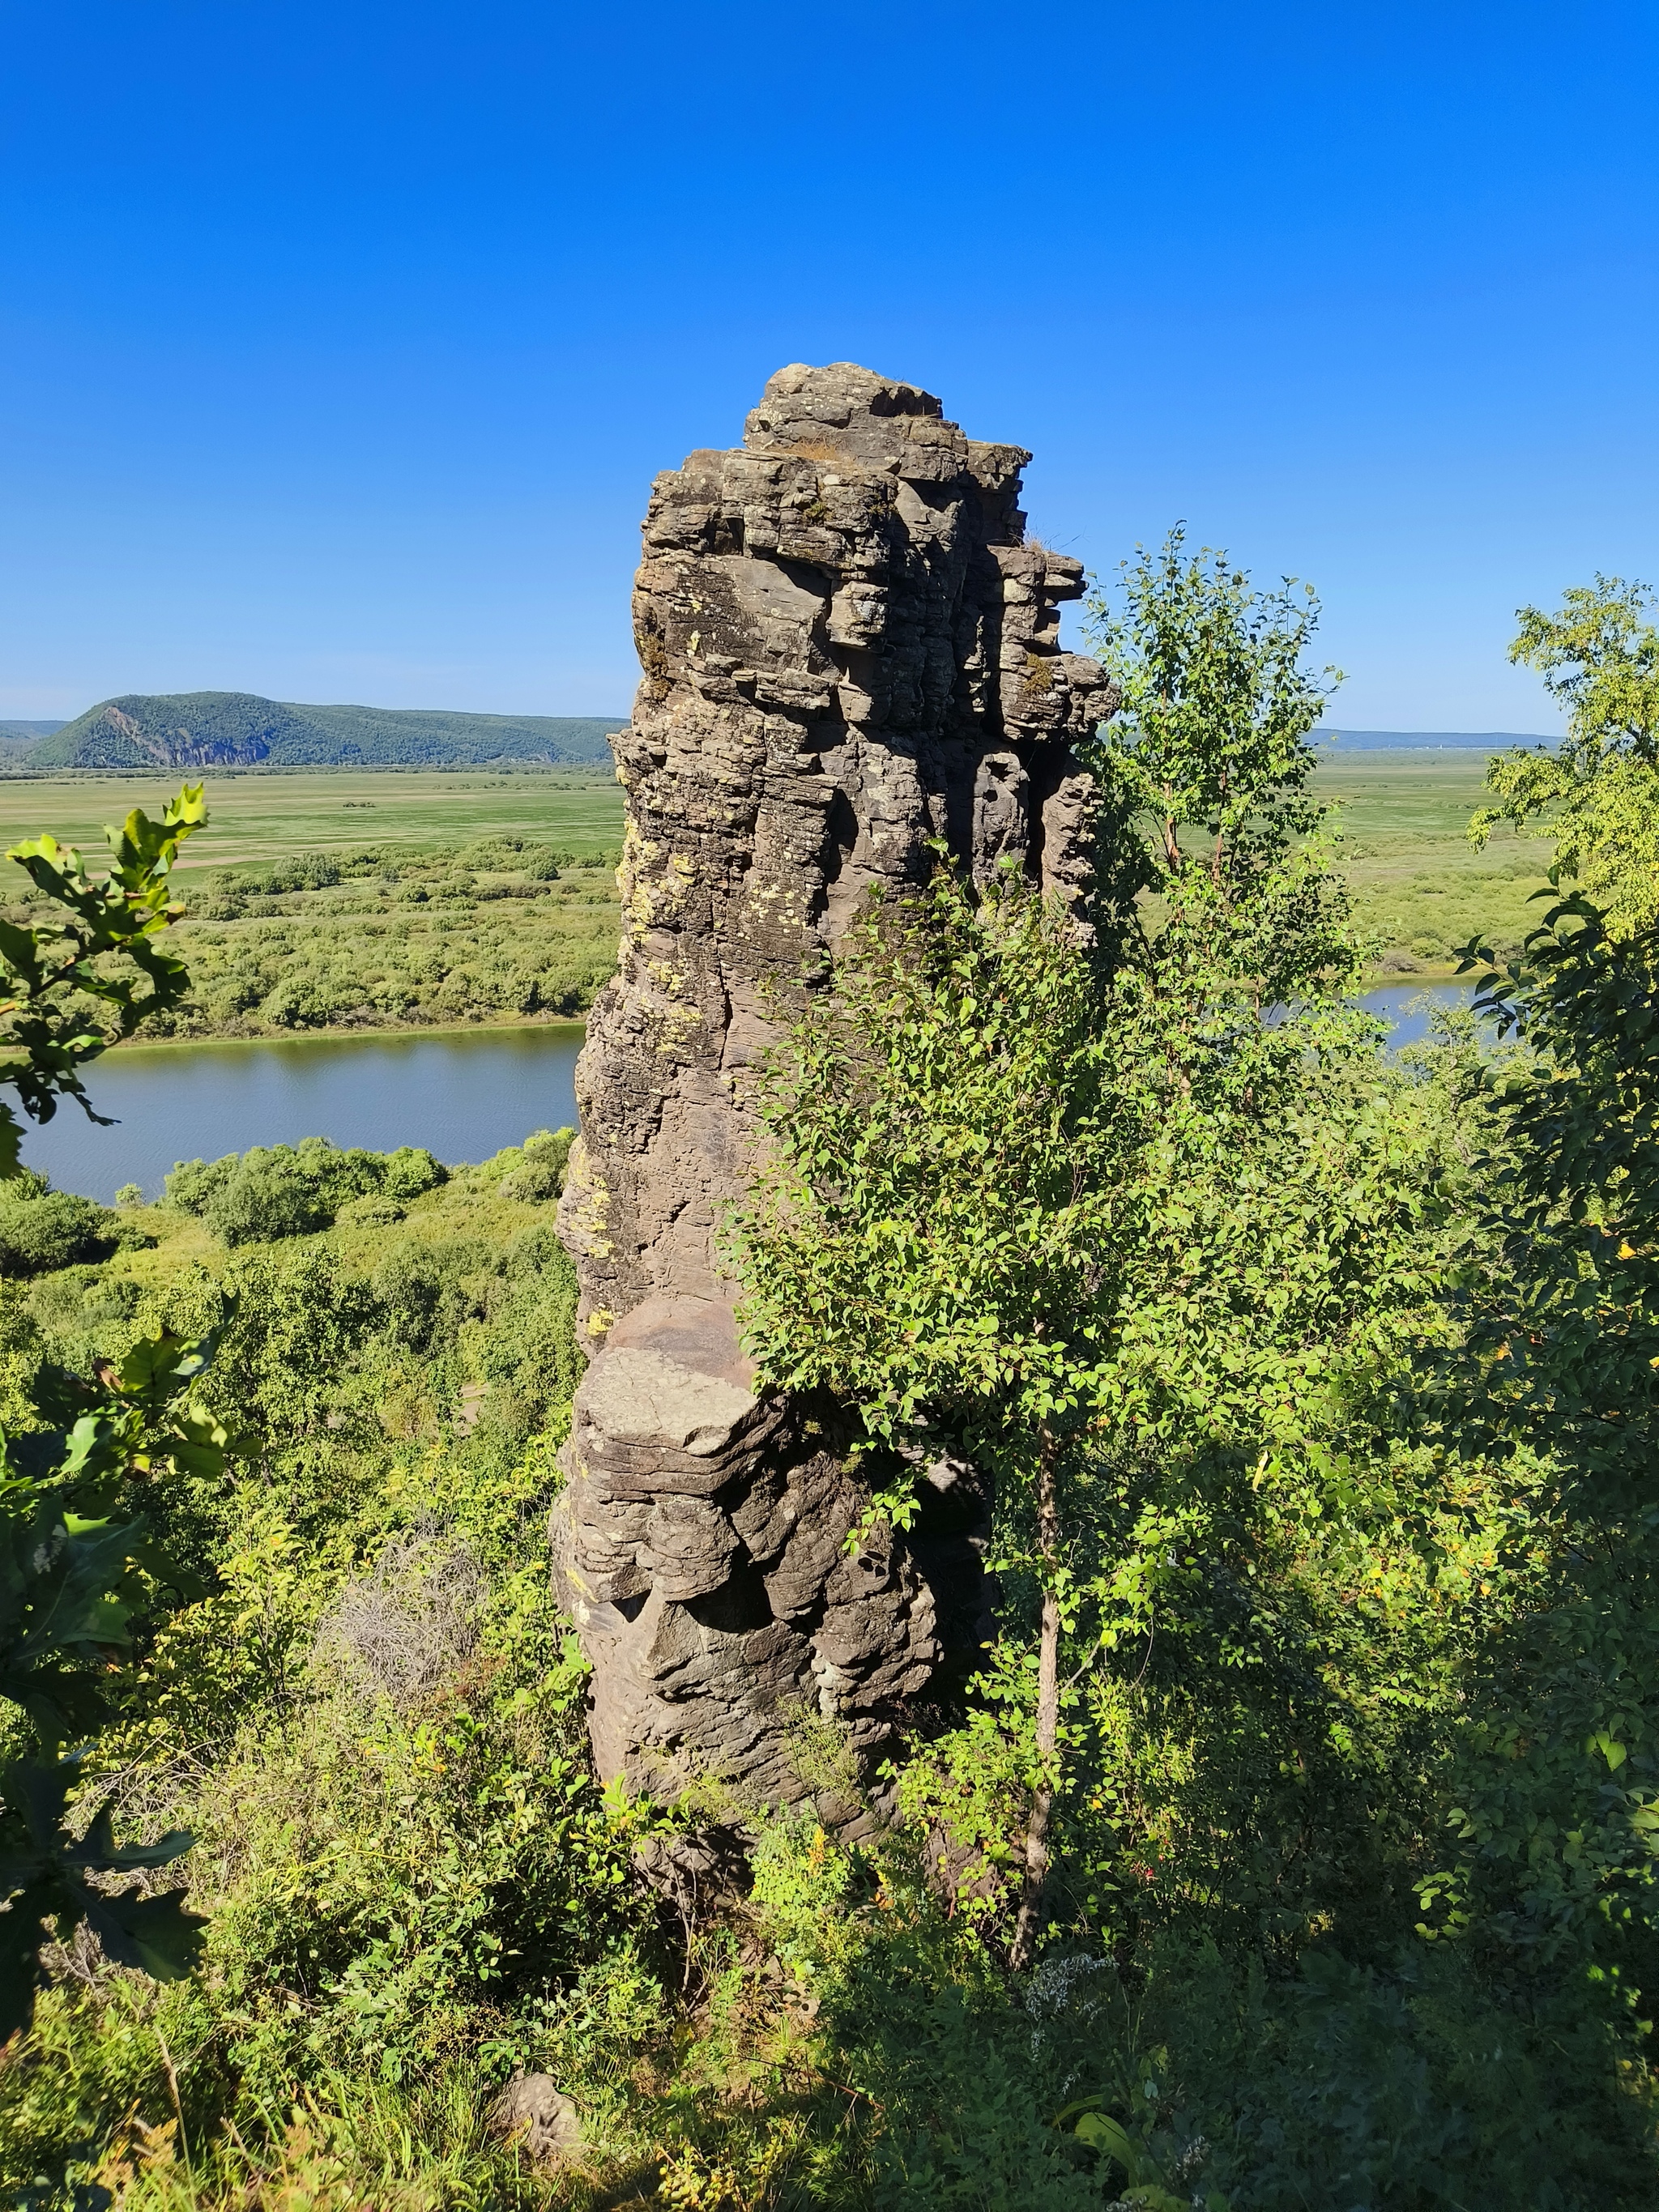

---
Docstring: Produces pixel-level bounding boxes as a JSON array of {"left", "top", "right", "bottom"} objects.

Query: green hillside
[
  {"left": 18, "top": 691, "right": 629, "bottom": 769},
  {"left": 271, "top": 701, "right": 628, "bottom": 766},
  {"left": 28, "top": 693, "right": 322, "bottom": 768}
]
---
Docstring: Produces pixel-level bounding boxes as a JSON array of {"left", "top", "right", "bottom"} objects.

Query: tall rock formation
[{"left": 554, "top": 363, "right": 1113, "bottom": 1821}]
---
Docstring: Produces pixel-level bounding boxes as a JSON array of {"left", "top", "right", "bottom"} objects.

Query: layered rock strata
[{"left": 554, "top": 362, "right": 1112, "bottom": 1815}]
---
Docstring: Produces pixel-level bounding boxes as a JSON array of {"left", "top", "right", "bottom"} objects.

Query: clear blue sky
[{"left": 2, "top": 0, "right": 1653, "bottom": 730}]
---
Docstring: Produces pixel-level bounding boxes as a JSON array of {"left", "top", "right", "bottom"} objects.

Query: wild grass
[
  {"left": 0, "top": 770, "right": 627, "bottom": 880},
  {"left": 1315, "top": 748, "right": 1553, "bottom": 976}
]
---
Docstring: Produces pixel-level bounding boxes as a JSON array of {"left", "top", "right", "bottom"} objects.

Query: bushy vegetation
[
  {"left": 0, "top": 1131, "right": 655, "bottom": 2204},
  {"left": 1, "top": 840, "right": 623, "bottom": 1042},
  {"left": 1473, "top": 573, "right": 1659, "bottom": 935},
  {"left": 0, "top": 1171, "right": 147, "bottom": 1276},
  {"left": 162, "top": 1136, "right": 450, "bottom": 1242}
]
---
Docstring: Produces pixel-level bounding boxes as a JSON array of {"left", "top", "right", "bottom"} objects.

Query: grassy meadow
[
  {"left": 0, "top": 769, "right": 629, "bottom": 1040},
  {"left": 1316, "top": 748, "right": 1552, "bottom": 975},
  {"left": 0, "top": 751, "right": 1547, "bottom": 1042},
  {"left": 0, "top": 767, "right": 627, "bottom": 876}
]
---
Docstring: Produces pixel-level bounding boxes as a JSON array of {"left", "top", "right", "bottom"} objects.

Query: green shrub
[
  {"left": 208, "top": 1153, "right": 331, "bottom": 1242},
  {"left": 235, "top": 850, "right": 343, "bottom": 895},
  {"left": 159, "top": 1153, "right": 236, "bottom": 1215},
  {"left": 1124, "top": 1938, "right": 1657, "bottom": 2211},
  {"left": 497, "top": 1125, "right": 574, "bottom": 1204},
  {"left": 379, "top": 1145, "right": 446, "bottom": 1201},
  {"left": 164, "top": 1140, "right": 446, "bottom": 1245},
  {"left": 0, "top": 1177, "right": 126, "bottom": 1277},
  {"left": 335, "top": 1191, "right": 405, "bottom": 1226}
]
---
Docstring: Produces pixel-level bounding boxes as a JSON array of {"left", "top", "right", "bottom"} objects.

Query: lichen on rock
[{"left": 552, "top": 362, "right": 1113, "bottom": 1822}]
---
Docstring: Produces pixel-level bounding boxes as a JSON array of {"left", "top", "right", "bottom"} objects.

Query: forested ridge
[
  {"left": 14, "top": 697, "right": 627, "bottom": 774},
  {"left": 0, "top": 554, "right": 1657, "bottom": 2209}
]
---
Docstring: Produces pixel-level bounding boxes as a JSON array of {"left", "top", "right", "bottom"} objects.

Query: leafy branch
[
  {"left": 0, "top": 784, "right": 207, "bottom": 1172},
  {"left": 0, "top": 783, "right": 218, "bottom": 2035}
]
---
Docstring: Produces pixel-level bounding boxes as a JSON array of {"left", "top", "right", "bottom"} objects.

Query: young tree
[
  {"left": 730, "top": 538, "right": 1455, "bottom": 1970},
  {"left": 729, "top": 864, "right": 1141, "bottom": 1968},
  {"left": 1427, "top": 600, "right": 1659, "bottom": 1997},
  {"left": 0, "top": 786, "right": 223, "bottom": 2034},
  {"left": 0, "top": 786, "right": 208, "bottom": 1168},
  {"left": 1083, "top": 526, "right": 1357, "bottom": 1016},
  {"left": 1472, "top": 574, "right": 1659, "bottom": 935}
]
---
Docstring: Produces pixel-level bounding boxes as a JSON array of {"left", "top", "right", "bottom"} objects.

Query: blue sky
[{"left": 2, "top": 0, "right": 1653, "bottom": 730}]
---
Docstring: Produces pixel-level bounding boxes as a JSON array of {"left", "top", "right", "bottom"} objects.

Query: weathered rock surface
[
  {"left": 488, "top": 2074, "right": 584, "bottom": 2169},
  {"left": 554, "top": 363, "right": 1111, "bottom": 1817}
]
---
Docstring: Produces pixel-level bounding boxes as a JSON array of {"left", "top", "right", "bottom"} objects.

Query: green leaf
[
  {"left": 81, "top": 1884, "right": 206, "bottom": 1981},
  {"left": 1073, "top": 2112, "right": 1137, "bottom": 2165}
]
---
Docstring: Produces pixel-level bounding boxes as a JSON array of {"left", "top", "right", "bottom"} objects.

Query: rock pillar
[{"left": 554, "top": 363, "right": 1111, "bottom": 1817}]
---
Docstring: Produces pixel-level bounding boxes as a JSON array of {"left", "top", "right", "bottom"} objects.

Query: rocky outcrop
[
  {"left": 487, "top": 2075, "right": 585, "bottom": 2171},
  {"left": 554, "top": 363, "right": 1112, "bottom": 1818}
]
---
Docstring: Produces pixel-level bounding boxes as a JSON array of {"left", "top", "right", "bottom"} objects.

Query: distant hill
[
  {"left": 15, "top": 693, "right": 629, "bottom": 770},
  {"left": 1316, "top": 728, "right": 1557, "bottom": 751},
  {"left": 5, "top": 703, "right": 1556, "bottom": 770}
]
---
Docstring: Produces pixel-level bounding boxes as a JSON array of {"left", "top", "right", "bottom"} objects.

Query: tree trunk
[{"left": 1010, "top": 1426, "right": 1060, "bottom": 1972}]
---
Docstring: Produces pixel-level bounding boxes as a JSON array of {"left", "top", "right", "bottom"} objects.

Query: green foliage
[
  {"left": 164, "top": 1139, "right": 447, "bottom": 1244},
  {"left": 1473, "top": 575, "right": 1659, "bottom": 932},
  {"left": 733, "top": 539, "right": 1418, "bottom": 1967},
  {"left": 721, "top": 542, "right": 1659, "bottom": 2196},
  {"left": 0, "top": 784, "right": 207, "bottom": 1171},
  {"left": 1117, "top": 1937, "right": 1652, "bottom": 2210},
  {"left": 153, "top": 849, "right": 618, "bottom": 1035},
  {"left": 0, "top": 1315, "right": 227, "bottom": 2038},
  {"left": 0, "top": 1757, "right": 203, "bottom": 2041},
  {"left": 730, "top": 859, "right": 1149, "bottom": 1958},
  {"left": 0, "top": 1175, "right": 132, "bottom": 1277},
  {"left": 8, "top": 573, "right": 1659, "bottom": 2206},
  {"left": 0, "top": 1156, "right": 663, "bottom": 2206},
  {"left": 0, "top": 784, "right": 221, "bottom": 2042},
  {"left": 494, "top": 1126, "right": 575, "bottom": 1204},
  {"left": 0, "top": 779, "right": 626, "bottom": 1043},
  {"left": 1084, "top": 526, "right": 1356, "bottom": 1000},
  {"left": 731, "top": 865, "right": 1132, "bottom": 1488},
  {"left": 635, "top": 1818, "right": 1653, "bottom": 2211},
  {"left": 1404, "top": 888, "right": 1659, "bottom": 2005}
]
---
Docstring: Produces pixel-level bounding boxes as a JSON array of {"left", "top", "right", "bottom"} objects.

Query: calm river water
[
  {"left": 20, "top": 985, "right": 1478, "bottom": 1203},
  {"left": 1355, "top": 980, "right": 1479, "bottom": 1046},
  {"left": 22, "top": 1025, "right": 585, "bottom": 1200}
]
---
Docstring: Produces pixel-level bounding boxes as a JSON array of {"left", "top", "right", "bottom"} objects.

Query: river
[
  {"left": 19, "top": 985, "right": 1479, "bottom": 1203},
  {"left": 1354, "top": 979, "right": 1480, "bottom": 1046},
  {"left": 21, "top": 1024, "right": 585, "bottom": 1201}
]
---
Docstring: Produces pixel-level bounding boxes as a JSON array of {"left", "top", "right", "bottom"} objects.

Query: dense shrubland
[
  {"left": 0, "top": 567, "right": 1657, "bottom": 2207},
  {"left": 0, "top": 837, "right": 623, "bottom": 1043}
]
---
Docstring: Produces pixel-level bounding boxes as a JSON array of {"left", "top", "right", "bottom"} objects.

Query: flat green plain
[
  {"left": 0, "top": 767, "right": 628, "bottom": 876},
  {"left": 0, "top": 752, "right": 1552, "bottom": 1012},
  {"left": 0, "top": 769, "right": 631, "bottom": 1041},
  {"left": 1314, "top": 749, "right": 1552, "bottom": 974}
]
